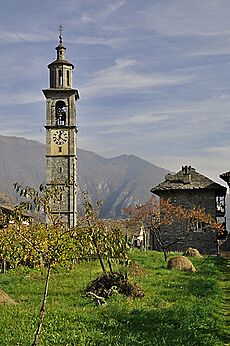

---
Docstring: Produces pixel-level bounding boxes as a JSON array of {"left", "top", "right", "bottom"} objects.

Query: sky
[{"left": 1, "top": 0, "right": 230, "bottom": 184}]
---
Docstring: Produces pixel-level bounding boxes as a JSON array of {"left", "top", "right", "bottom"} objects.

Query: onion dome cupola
[{"left": 48, "top": 25, "right": 74, "bottom": 89}]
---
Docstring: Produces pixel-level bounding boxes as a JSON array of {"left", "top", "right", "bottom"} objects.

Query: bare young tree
[{"left": 124, "top": 198, "right": 224, "bottom": 261}]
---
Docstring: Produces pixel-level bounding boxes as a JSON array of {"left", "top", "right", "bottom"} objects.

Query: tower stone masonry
[{"left": 43, "top": 28, "right": 79, "bottom": 227}]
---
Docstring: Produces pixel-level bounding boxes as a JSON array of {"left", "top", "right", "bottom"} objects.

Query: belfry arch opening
[{"left": 55, "top": 101, "right": 66, "bottom": 126}]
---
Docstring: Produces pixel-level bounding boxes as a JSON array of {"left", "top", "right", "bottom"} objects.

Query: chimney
[{"left": 182, "top": 165, "right": 191, "bottom": 184}]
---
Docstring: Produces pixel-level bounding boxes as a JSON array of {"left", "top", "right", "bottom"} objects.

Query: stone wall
[
  {"left": 151, "top": 189, "right": 219, "bottom": 254},
  {"left": 159, "top": 189, "right": 217, "bottom": 216}
]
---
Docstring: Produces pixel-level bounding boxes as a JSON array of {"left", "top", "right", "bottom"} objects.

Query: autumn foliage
[{"left": 0, "top": 186, "right": 130, "bottom": 345}]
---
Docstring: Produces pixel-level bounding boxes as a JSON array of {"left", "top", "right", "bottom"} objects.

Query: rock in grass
[
  {"left": 0, "top": 289, "right": 16, "bottom": 304},
  {"left": 183, "top": 247, "right": 203, "bottom": 258},
  {"left": 167, "top": 256, "right": 196, "bottom": 273}
]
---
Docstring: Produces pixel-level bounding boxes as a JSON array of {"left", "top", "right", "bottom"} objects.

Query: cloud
[
  {"left": 80, "top": 88, "right": 230, "bottom": 135},
  {"left": 80, "top": 0, "right": 126, "bottom": 25},
  {"left": 0, "top": 113, "right": 45, "bottom": 144},
  {"left": 0, "top": 29, "right": 54, "bottom": 43},
  {"left": 69, "top": 35, "right": 126, "bottom": 49},
  {"left": 0, "top": 92, "right": 42, "bottom": 105},
  {"left": 1, "top": 0, "right": 230, "bottom": 184},
  {"left": 151, "top": 148, "right": 230, "bottom": 185},
  {"left": 78, "top": 87, "right": 230, "bottom": 181},
  {"left": 80, "top": 106, "right": 170, "bottom": 130},
  {"left": 142, "top": 0, "right": 230, "bottom": 38},
  {"left": 80, "top": 57, "right": 193, "bottom": 98},
  {"left": 172, "top": 149, "right": 227, "bottom": 175}
]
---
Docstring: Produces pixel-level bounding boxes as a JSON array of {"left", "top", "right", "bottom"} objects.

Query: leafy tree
[
  {"left": 79, "top": 192, "right": 129, "bottom": 275},
  {"left": 10, "top": 183, "right": 76, "bottom": 346},
  {"left": 0, "top": 186, "right": 129, "bottom": 344},
  {"left": 79, "top": 193, "right": 142, "bottom": 303}
]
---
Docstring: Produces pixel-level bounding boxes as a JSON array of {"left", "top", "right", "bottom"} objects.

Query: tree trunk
[
  {"left": 92, "top": 234, "right": 107, "bottom": 274},
  {"left": 86, "top": 218, "right": 107, "bottom": 274},
  {"left": 107, "top": 258, "right": 113, "bottom": 274},
  {"left": 2, "top": 257, "right": 6, "bottom": 273},
  {"left": 32, "top": 263, "right": 51, "bottom": 346}
]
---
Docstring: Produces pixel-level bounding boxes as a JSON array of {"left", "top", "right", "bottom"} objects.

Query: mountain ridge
[{"left": 0, "top": 134, "right": 170, "bottom": 217}]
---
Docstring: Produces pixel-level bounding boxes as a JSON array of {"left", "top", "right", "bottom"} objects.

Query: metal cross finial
[{"left": 59, "top": 24, "right": 63, "bottom": 43}]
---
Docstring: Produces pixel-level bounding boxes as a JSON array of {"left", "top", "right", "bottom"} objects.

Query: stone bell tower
[{"left": 43, "top": 27, "right": 79, "bottom": 227}]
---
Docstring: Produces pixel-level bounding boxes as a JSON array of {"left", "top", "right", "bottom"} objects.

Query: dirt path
[{"left": 220, "top": 253, "right": 230, "bottom": 346}]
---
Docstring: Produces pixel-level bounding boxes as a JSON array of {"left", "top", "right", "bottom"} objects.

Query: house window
[
  {"left": 216, "top": 196, "right": 225, "bottom": 214},
  {"left": 196, "top": 221, "right": 205, "bottom": 232}
]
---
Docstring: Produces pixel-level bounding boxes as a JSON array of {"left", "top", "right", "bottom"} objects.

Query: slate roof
[
  {"left": 48, "top": 58, "right": 74, "bottom": 69},
  {"left": 151, "top": 166, "right": 226, "bottom": 195},
  {"left": 0, "top": 204, "right": 32, "bottom": 218}
]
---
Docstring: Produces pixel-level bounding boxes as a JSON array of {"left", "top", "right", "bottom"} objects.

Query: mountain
[
  {"left": 0, "top": 134, "right": 169, "bottom": 217},
  {"left": 0, "top": 135, "right": 45, "bottom": 198},
  {"left": 77, "top": 151, "right": 170, "bottom": 217}
]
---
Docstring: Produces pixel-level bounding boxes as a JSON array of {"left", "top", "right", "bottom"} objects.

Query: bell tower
[{"left": 43, "top": 27, "right": 79, "bottom": 227}]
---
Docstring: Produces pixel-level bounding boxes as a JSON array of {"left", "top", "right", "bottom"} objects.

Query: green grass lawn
[{"left": 0, "top": 251, "right": 228, "bottom": 346}]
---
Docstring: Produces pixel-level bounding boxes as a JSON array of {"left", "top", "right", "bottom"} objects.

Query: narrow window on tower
[
  {"left": 59, "top": 167, "right": 63, "bottom": 173},
  {"left": 50, "top": 70, "right": 55, "bottom": 87},
  {"left": 67, "top": 70, "right": 70, "bottom": 86},
  {"left": 59, "top": 147, "right": 62, "bottom": 153},
  {"left": 58, "top": 69, "right": 63, "bottom": 86}
]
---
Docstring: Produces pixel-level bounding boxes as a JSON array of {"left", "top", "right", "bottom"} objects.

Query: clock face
[{"left": 52, "top": 130, "right": 68, "bottom": 146}]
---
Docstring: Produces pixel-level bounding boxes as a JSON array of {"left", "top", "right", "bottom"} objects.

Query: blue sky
[{"left": 1, "top": 0, "right": 230, "bottom": 183}]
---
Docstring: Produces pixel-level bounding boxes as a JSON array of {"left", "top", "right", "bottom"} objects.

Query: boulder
[
  {"left": 167, "top": 256, "right": 196, "bottom": 273},
  {"left": 183, "top": 247, "right": 203, "bottom": 258},
  {"left": 0, "top": 289, "right": 16, "bottom": 304}
]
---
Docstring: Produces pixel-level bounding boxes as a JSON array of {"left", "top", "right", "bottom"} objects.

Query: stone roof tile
[{"left": 151, "top": 166, "right": 226, "bottom": 195}]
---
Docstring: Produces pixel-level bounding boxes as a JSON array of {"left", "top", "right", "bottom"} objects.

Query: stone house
[
  {"left": 150, "top": 166, "right": 227, "bottom": 254},
  {"left": 219, "top": 171, "right": 230, "bottom": 252},
  {"left": 0, "top": 193, "right": 34, "bottom": 227}
]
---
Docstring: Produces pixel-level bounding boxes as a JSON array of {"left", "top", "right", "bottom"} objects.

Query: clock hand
[{"left": 61, "top": 133, "right": 67, "bottom": 140}]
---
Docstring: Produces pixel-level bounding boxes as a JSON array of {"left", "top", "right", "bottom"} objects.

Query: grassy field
[{"left": 0, "top": 250, "right": 228, "bottom": 346}]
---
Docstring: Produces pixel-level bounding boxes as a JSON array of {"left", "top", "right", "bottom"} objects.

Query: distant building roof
[
  {"left": 151, "top": 166, "right": 226, "bottom": 195},
  {"left": 220, "top": 171, "right": 230, "bottom": 184},
  {"left": 0, "top": 192, "right": 14, "bottom": 207},
  {"left": 0, "top": 203, "right": 33, "bottom": 218}
]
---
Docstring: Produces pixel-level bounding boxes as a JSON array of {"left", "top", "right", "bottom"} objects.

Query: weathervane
[{"left": 59, "top": 24, "right": 63, "bottom": 44}]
